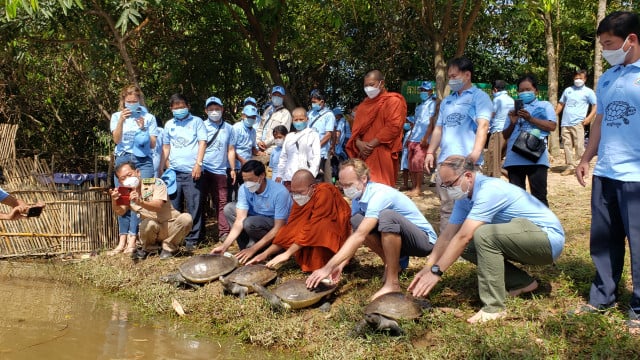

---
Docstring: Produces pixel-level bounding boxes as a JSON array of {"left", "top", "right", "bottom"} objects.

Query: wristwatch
[
  {"left": 196, "top": 161, "right": 203, "bottom": 166},
  {"left": 430, "top": 265, "right": 443, "bottom": 277}
]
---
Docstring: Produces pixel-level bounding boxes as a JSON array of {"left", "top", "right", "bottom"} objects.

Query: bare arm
[
  {"left": 211, "top": 208, "right": 249, "bottom": 254},
  {"left": 576, "top": 114, "right": 602, "bottom": 187},
  {"left": 236, "top": 218, "right": 287, "bottom": 264},
  {"left": 468, "top": 119, "right": 489, "bottom": 163}
]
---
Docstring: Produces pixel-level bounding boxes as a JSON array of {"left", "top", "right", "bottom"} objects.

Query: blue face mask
[
  {"left": 244, "top": 118, "right": 256, "bottom": 127},
  {"left": 518, "top": 91, "right": 537, "bottom": 104},
  {"left": 311, "top": 103, "right": 322, "bottom": 112},
  {"left": 125, "top": 102, "right": 140, "bottom": 111},
  {"left": 420, "top": 92, "right": 430, "bottom": 101},
  {"left": 293, "top": 121, "right": 307, "bottom": 131},
  {"left": 403, "top": 123, "right": 411, "bottom": 131},
  {"left": 172, "top": 108, "right": 189, "bottom": 120}
]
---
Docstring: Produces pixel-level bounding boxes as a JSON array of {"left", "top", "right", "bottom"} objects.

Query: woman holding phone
[{"left": 109, "top": 84, "right": 158, "bottom": 255}]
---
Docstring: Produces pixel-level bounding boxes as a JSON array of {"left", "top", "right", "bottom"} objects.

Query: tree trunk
[
  {"left": 542, "top": 8, "right": 560, "bottom": 157},
  {"left": 593, "top": 0, "right": 607, "bottom": 88}
]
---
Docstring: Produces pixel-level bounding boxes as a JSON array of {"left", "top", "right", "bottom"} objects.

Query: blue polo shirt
[
  {"left": 110, "top": 109, "right": 158, "bottom": 157},
  {"left": 0, "top": 187, "right": 9, "bottom": 202},
  {"left": 237, "top": 179, "right": 292, "bottom": 220},
  {"left": 308, "top": 108, "right": 336, "bottom": 159},
  {"left": 559, "top": 85, "right": 596, "bottom": 127},
  {"left": 449, "top": 174, "right": 565, "bottom": 259},
  {"left": 162, "top": 114, "right": 208, "bottom": 173},
  {"left": 335, "top": 117, "right": 351, "bottom": 159},
  {"left": 436, "top": 86, "right": 493, "bottom": 164},
  {"left": 231, "top": 121, "right": 257, "bottom": 169},
  {"left": 594, "top": 59, "right": 640, "bottom": 182},
  {"left": 502, "top": 99, "right": 556, "bottom": 168},
  {"left": 491, "top": 91, "right": 515, "bottom": 133},
  {"left": 351, "top": 182, "right": 437, "bottom": 244},
  {"left": 410, "top": 98, "right": 436, "bottom": 142},
  {"left": 269, "top": 146, "right": 283, "bottom": 180},
  {"left": 202, "top": 121, "right": 235, "bottom": 175}
]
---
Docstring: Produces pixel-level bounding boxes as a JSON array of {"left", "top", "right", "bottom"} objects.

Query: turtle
[
  {"left": 160, "top": 253, "right": 238, "bottom": 289},
  {"left": 252, "top": 279, "right": 337, "bottom": 310},
  {"left": 352, "top": 292, "right": 431, "bottom": 336},
  {"left": 219, "top": 264, "right": 277, "bottom": 299}
]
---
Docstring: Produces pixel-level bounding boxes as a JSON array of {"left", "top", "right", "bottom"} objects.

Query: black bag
[{"left": 511, "top": 131, "right": 545, "bottom": 162}]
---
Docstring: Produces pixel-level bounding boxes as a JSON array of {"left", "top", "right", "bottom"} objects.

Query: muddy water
[{"left": 0, "top": 262, "right": 277, "bottom": 360}]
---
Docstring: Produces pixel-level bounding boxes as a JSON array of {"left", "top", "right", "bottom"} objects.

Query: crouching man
[
  {"left": 110, "top": 162, "right": 193, "bottom": 260},
  {"left": 408, "top": 155, "right": 565, "bottom": 323}
]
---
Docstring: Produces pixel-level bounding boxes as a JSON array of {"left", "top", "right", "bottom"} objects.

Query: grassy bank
[{"left": 60, "top": 169, "right": 640, "bottom": 359}]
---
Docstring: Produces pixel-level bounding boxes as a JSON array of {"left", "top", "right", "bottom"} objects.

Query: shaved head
[
  {"left": 291, "top": 169, "right": 315, "bottom": 188},
  {"left": 365, "top": 70, "right": 385, "bottom": 81}
]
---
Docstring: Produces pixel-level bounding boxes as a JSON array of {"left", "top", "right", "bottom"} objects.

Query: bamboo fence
[{"left": 0, "top": 124, "right": 117, "bottom": 257}]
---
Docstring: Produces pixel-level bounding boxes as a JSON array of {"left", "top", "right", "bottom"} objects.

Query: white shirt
[{"left": 277, "top": 128, "right": 321, "bottom": 181}]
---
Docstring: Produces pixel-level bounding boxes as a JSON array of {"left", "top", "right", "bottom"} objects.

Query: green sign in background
[{"left": 401, "top": 81, "right": 549, "bottom": 104}]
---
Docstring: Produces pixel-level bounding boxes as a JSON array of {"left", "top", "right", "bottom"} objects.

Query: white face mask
[
  {"left": 573, "top": 79, "right": 585, "bottom": 88},
  {"left": 364, "top": 81, "right": 381, "bottom": 99},
  {"left": 274, "top": 138, "right": 284, "bottom": 147},
  {"left": 208, "top": 110, "right": 222, "bottom": 122},
  {"left": 292, "top": 193, "right": 311, "bottom": 207},
  {"left": 445, "top": 177, "right": 469, "bottom": 200},
  {"left": 343, "top": 184, "right": 363, "bottom": 200},
  {"left": 122, "top": 176, "right": 140, "bottom": 188},
  {"left": 602, "top": 37, "right": 630, "bottom": 66},
  {"left": 271, "top": 96, "right": 284, "bottom": 107},
  {"left": 245, "top": 179, "right": 262, "bottom": 193},
  {"left": 448, "top": 79, "right": 464, "bottom": 93}
]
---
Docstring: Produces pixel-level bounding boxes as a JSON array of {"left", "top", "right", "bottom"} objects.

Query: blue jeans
[
  {"left": 114, "top": 153, "right": 154, "bottom": 235},
  {"left": 170, "top": 170, "right": 203, "bottom": 246}
]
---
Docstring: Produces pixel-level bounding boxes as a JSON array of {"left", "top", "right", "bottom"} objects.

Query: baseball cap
[
  {"left": 243, "top": 97, "right": 257, "bottom": 105},
  {"left": 419, "top": 81, "right": 433, "bottom": 91},
  {"left": 332, "top": 107, "right": 343, "bottom": 116},
  {"left": 242, "top": 105, "right": 259, "bottom": 118},
  {"left": 160, "top": 169, "right": 177, "bottom": 195},
  {"left": 205, "top": 96, "right": 223, "bottom": 108},
  {"left": 132, "top": 131, "right": 150, "bottom": 158},
  {"left": 272, "top": 86, "right": 286, "bottom": 96}
]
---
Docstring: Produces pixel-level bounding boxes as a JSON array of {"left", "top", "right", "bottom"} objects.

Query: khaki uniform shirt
[{"left": 130, "top": 178, "right": 180, "bottom": 223}]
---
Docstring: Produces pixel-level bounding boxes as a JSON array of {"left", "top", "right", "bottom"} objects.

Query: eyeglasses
[{"left": 440, "top": 173, "right": 463, "bottom": 190}]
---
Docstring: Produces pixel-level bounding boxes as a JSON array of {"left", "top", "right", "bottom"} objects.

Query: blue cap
[
  {"left": 243, "top": 96, "right": 257, "bottom": 105},
  {"left": 332, "top": 107, "right": 343, "bottom": 116},
  {"left": 160, "top": 169, "right": 177, "bottom": 195},
  {"left": 132, "top": 131, "right": 150, "bottom": 157},
  {"left": 419, "top": 81, "right": 433, "bottom": 91},
  {"left": 205, "top": 96, "right": 223, "bottom": 108},
  {"left": 242, "top": 105, "right": 259, "bottom": 118},
  {"left": 272, "top": 86, "right": 286, "bottom": 96}
]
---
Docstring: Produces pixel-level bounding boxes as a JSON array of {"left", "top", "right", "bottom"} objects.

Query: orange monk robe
[
  {"left": 273, "top": 183, "right": 351, "bottom": 272},
  {"left": 346, "top": 91, "right": 407, "bottom": 187}
]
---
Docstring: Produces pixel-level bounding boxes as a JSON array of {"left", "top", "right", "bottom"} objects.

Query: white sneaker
[{"left": 467, "top": 309, "right": 507, "bottom": 324}]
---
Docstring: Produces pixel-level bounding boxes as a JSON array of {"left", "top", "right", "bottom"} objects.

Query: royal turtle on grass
[
  {"left": 253, "top": 279, "right": 337, "bottom": 310},
  {"left": 160, "top": 253, "right": 238, "bottom": 288},
  {"left": 353, "top": 292, "right": 430, "bottom": 336},
  {"left": 219, "top": 264, "right": 277, "bottom": 299}
]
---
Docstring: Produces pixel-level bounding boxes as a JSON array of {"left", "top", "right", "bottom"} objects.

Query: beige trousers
[
  {"left": 561, "top": 123, "right": 584, "bottom": 169},
  {"left": 140, "top": 213, "right": 193, "bottom": 252}
]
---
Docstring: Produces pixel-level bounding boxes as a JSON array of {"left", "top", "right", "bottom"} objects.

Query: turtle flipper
[
  {"left": 350, "top": 319, "right": 369, "bottom": 338},
  {"left": 253, "top": 282, "right": 289, "bottom": 310}
]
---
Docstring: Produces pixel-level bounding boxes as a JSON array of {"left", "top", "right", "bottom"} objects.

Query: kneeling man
[
  {"left": 248, "top": 169, "right": 352, "bottom": 274},
  {"left": 111, "top": 162, "right": 193, "bottom": 259},
  {"left": 408, "top": 155, "right": 565, "bottom": 323},
  {"left": 306, "top": 158, "right": 437, "bottom": 300},
  {"left": 211, "top": 160, "right": 292, "bottom": 263}
]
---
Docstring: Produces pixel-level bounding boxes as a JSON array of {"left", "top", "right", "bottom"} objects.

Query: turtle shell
[
  {"left": 364, "top": 292, "right": 423, "bottom": 321},
  {"left": 225, "top": 264, "right": 277, "bottom": 288},
  {"left": 178, "top": 254, "right": 238, "bottom": 284},
  {"left": 271, "top": 279, "right": 337, "bottom": 309}
]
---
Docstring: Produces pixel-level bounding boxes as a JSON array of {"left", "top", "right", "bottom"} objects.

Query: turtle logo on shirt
[
  {"left": 172, "top": 136, "right": 190, "bottom": 148},
  {"left": 604, "top": 101, "right": 636, "bottom": 128},
  {"left": 444, "top": 113, "right": 465, "bottom": 127}
]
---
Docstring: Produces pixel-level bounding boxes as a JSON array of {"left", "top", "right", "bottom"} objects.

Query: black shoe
[
  {"left": 132, "top": 248, "right": 149, "bottom": 260},
  {"left": 159, "top": 249, "right": 175, "bottom": 260}
]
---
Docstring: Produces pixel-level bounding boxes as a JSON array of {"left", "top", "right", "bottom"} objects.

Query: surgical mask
[
  {"left": 172, "top": 108, "right": 189, "bottom": 120},
  {"left": 573, "top": 79, "right": 585, "bottom": 88},
  {"left": 518, "top": 91, "right": 536, "bottom": 104},
  {"left": 403, "top": 123, "right": 411, "bottom": 131},
  {"left": 311, "top": 103, "right": 322, "bottom": 111},
  {"left": 272, "top": 96, "right": 284, "bottom": 107},
  {"left": 122, "top": 176, "right": 140, "bottom": 188},
  {"left": 364, "top": 82, "right": 381, "bottom": 99},
  {"left": 602, "top": 37, "right": 630, "bottom": 66},
  {"left": 292, "top": 193, "right": 311, "bottom": 206},
  {"left": 293, "top": 121, "right": 307, "bottom": 131},
  {"left": 343, "top": 185, "right": 363, "bottom": 200},
  {"left": 125, "top": 102, "right": 140, "bottom": 111},
  {"left": 245, "top": 179, "right": 261, "bottom": 193},
  {"left": 448, "top": 79, "right": 464, "bottom": 93},
  {"left": 244, "top": 118, "right": 256, "bottom": 128},
  {"left": 208, "top": 110, "right": 222, "bottom": 122},
  {"left": 446, "top": 183, "right": 468, "bottom": 200},
  {"left": 420, "top": 92, "right": 430, "bottom": 101},
  {"left": 274, "top": 138, "right": 284, "bottom": 147}
]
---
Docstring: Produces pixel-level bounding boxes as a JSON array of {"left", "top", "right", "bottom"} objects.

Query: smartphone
[
  {"left": 514, "top": 99, "right": 524, "bottom": 113},
  {"left": 116, "top": 187, "right": 131, "bottom": 206},
  {"left": 26, "top": 205, "right": 44, "bottom": 217}
]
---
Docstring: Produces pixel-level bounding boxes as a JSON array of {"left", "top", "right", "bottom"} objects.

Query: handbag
[{"left": 511, "top": 130, "right": 545, "bottom": 162}]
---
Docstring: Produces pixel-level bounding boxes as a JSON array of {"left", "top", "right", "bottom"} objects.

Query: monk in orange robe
[
  {"left": 247, "top": 169, "right": 351, "bottom": 275},
  {"left": 346, "top": 70, "right": 407, "bottom": 187}
]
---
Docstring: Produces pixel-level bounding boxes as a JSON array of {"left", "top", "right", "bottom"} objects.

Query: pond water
[{"left": 0, "top": 261, "right": 278, "bottom": 360}]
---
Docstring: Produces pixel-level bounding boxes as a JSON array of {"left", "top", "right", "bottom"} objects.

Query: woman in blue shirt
[{"left": 502, "top": 74, "right": 557, "bottom": 206}]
